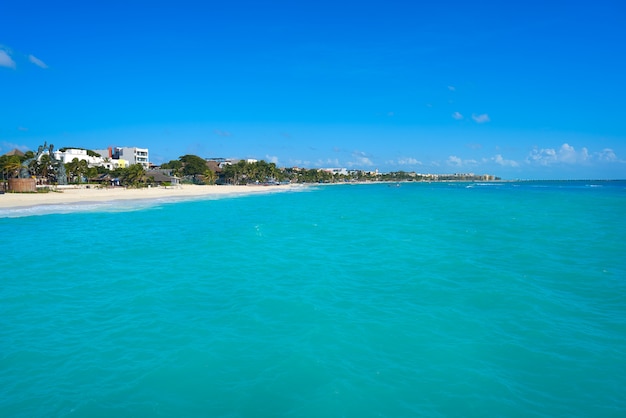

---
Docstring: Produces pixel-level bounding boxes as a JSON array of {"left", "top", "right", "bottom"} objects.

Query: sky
[{"left": 1, "top": 0, "right": 625, "bottom": 179}]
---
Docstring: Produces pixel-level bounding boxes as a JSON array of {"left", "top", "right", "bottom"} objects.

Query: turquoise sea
[{"left": 1, "top": 181, "right": 625, "bottom": 417}]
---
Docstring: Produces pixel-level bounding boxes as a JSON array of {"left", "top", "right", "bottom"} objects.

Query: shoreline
[
  {"left": 0, "top": 184, "right": 304, "bottom": 211},
  {"left": 2, "top": 179, "right": 619, "bottom": 214}
]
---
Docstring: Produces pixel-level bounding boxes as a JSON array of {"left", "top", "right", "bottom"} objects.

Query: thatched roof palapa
[{"left": 3, "top": 148, "right": 26, "bottom": 157}]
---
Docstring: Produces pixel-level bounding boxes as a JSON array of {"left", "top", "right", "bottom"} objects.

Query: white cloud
[
  {"left": 528, "top": 143, "right": 591, "bottom": 166},
  {"left": 593, "top": 148, "right": 626, "bottom": 163},
  {"left": 447, "top": 155, "right": 462, "bottom": 166},
  {"left": 314, "top": 158, "right": 340, "bottom": 167},
  {"left": 452, "top": 111, "right": 463, "bottom": 120},
  {"left": 527, "top": 147, "right": 556, "bottom": 166},
  {"left": 357, "top": 156, "right": 374, "bottom": 166},
  {"left": 447, "top": 155, "right": 477, "bottom": 167},
  {"left": 397, "top": 157, "right": 422, "bottom": 165},
  {"left": 347, "top": 151, "right": 374, "bottom": 167},
  {"left": 472, "top": 113, "right": 490, "bottom": 123},
  {"left": 289, "top": 159, "right": 306, "bottom": 167},
  {"left": 0, "top": 50, "right": 16, "bottom": 69},
  {"left": 581, "top": 147, "right": 590, "bottom": 161},
  {"left": 28, "top": 54, "right": 48, "bottom": 69},
  {"left": 448, "top": 85, "right": 456, "bottom": 91},
  {"left": 558, "top": 143, "right": 578, "bottom": 163},
  {"left": 265, "top": 155, "right": 279, "bottom": 164},
  {"left": 1, "top": 141, "right": 30, "bottom": 153},
  {"left": 493, "top": 154, "right": 519, "bottom": 167},
  {"left": 596, "top": 148, "right": 617, "bottom": 161}
]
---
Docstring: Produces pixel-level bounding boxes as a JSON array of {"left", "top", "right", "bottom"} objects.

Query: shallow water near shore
[{"left": 1, "top": 181, "right": 625, "bottom": 417}]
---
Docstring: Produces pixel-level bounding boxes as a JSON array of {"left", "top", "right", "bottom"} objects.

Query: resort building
[
  {"left": 93, "top": 146, "right": 149, "bottom": 169},
  {"left": 53, "top": 148, "right": 105, "bottom": 166},
  {"left": 113, "top": 147, "right": 149, "bottom": 168},
  {"left": 320, "top": 167, "right": 349, "bottom": 176}
]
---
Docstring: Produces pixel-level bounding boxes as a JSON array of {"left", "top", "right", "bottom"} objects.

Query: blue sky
[{"left": 1, "top": 0, "right": 625, "bottom": 179}]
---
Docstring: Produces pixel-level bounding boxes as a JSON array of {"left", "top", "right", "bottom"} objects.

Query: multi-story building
[
  {"left": 53, "top": 148, "right": 103, "bottom": 166},
  {"left": 113, "top": 147, "right": 149, "bottom": 168},
  {"left": 94, "top": 146, "right": 149, "bottom": 169}
]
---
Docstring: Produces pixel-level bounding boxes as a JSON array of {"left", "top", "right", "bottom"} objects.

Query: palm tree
[
  {"left": 65, "top": 158, "right": 89, "bottom": 183},
  {"left": 1, "top": 155, "right": 23, "bottom": 179},
  {"left": 121, "top": 164, "right": 146, "bottom": 187},
  {"left": 65, "top": 158, "right": 80, "bottom": 183},
  {"left": 235, "top": 160, "right": 248, "bottom": 184},
  {"left": 203, "top": 169, "right": 216, "bottom": 185},
  {"left": 65, "top": 159, "right": 77, "bottom": 183},
  {"left": 36, "top": 154, "right": 53, "bottom": 181},
  {"left": 86, "top": 167, "right": 98, "bottom": 184},
  {"left": 77, "top": 160, "right": 88, "bottom": 183}
]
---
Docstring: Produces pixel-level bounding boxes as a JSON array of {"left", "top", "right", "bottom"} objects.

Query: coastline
[
  {"left": 2, "top": 179, "right": 618, "bottom": 213},
  {"left": 0, "top": 184, "right": 304, "bottom": 211}
]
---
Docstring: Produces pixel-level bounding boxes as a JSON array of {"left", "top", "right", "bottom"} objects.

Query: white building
[
  {"left": 53, "top": 148, "right": 104, "bottom": 166},
  {"left": 320, "top": 167, "right": 348, "bottom": 176},
  {"left": 93, "top": 146, "right": 149, "bottom": 169},
  {"left": 112, "top": 147, "right": 149, "bottom": 168},
  {"left": 54, "top": 148, "right": 131, "bottom": 170}
]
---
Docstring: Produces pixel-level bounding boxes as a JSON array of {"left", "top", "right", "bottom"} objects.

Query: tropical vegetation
[{"left": 2, "top": 147, "right": 500, "bottom": 192}]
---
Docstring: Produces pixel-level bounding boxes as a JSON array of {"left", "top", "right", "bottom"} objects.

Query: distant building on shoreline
[
  {"left": 93, "top": 146, "right": 150, "bottom": 169},
  {"left": 112, "top": 147, "right": 149, "bottom": 169},
  {"left": 53, "top": 148, "right": 120, "bottom": 168},
  {"left": 320, "top": 167, "right": 349, "bottom": 176}
]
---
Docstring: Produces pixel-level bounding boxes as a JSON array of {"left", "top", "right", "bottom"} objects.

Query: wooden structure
[{"left": 8, "top": 178, "right": 37, "bottom": 192}]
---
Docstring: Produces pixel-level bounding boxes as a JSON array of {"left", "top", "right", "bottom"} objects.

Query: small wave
[
  {"left": 0, "top": 187, "right": 311, "bottom": 218},
  {"left": 0, "top": 200, "right": 163, "bottom": 218}
]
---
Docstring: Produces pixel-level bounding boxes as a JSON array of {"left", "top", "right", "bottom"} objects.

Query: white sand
[{"left": 0, "top": 184, "right": 303, "bottom": 210}]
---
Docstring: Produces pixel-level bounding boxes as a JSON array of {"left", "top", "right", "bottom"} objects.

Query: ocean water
[{"left": 1, "top": 181, "right": 625, "bottom": 417}]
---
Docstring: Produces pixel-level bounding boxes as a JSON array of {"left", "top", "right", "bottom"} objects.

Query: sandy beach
[{"left": 0, "top": 184, "right": 302, "bottom": 210}]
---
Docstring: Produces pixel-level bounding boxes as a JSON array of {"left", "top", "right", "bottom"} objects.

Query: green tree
[
  {"left": 180, "top": 155, "right": 208, "bottom": 176},
  {"left": 223, "top": 160, "right": 253, "bottom": 185},
  {"left": 120, "top": 164, "right": 146, "bottom": 187},
  {"left": 237, "top": 160, "right": 250, "bottom": 184},
  {"left": 34, "top": 154, "right": 53, "bottom": 180},
  {"left": 0, "top": 155, "right": 23, "bottom": 190},
  {"left": 86, "top": 167, "right": 98, "bottom": 183},
  {"left": 223, "top": 160, "right": 248, "bottom": 185},
  {"left": 65, "top": 159, "right": 77, "bottom": 183},
  {"left": 221, "top": 163, "right": 235, "bottom": 184},
  {"left": 65, "top": 158, "right": 89, "bottom": 183},
  {"left": 1, "top": 155, "right": 23, "bottom": 179},
  {"left": 203, "top": 169, "right": 216, "bottom": 185},
  {"left": 160, "top": 159, "right": 183, "bottom": 176},
  {"left": 21, "top": 151, "right": 35, "bottom": 163},
  {"left": 96, "top": 164, "right": 110, "bottom": 175},
  {"left": 110, "top": 167, "right": 125, "bottom": 180}
]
